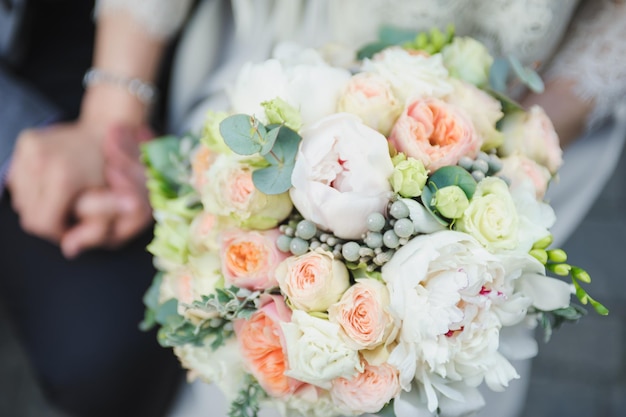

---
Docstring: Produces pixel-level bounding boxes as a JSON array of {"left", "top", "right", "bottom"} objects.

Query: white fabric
[{"left": 94, "top": 0, "right": 194, "bottom": 39}]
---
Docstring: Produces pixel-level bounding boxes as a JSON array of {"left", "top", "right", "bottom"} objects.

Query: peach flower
[
  {"left": 330, "top": 361, "right": 401, "bottom": 414},
  {"left": 328, "top": 279, "right": 395, "bottom": 350},
  {"left": 234, "top": 295, "right": 302, "bottom": 398},
  {"left": 389, "top": 97, "right": 480, "bottom": 171},
  {"left": 190, "top": 144, "right": 216, "bottom": 192},
  {"left": 220, "top": 228, "right": 288, "bottom": 290},
  {"left": 499, "top": 154, "right": 552, "bottom": 200},
  {"left": 276, "top": 248, "right": 350, "bottom": 312}
]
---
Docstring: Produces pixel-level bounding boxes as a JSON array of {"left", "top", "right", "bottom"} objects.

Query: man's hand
[
  {"left": 7, "top": 122, "right": 106, "bottom": 242},
  {"left": 60, "top": 125, "right": 154, "bottom": 258}
]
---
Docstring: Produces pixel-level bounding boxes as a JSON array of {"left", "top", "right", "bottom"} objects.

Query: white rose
[
  {"left": 289, "top": 113, "right": 394, "bottom": 239},
  {"left": 441, "top": 37, "right": 494, "bottom": 87},
  {"left": 362, "top": 47, "right": 453, "bottom": 102},
  {"left": 174, "top": 337, "right": 247, "bottom": 402},
  {"left": 499, "top": 105, "right": 563, "bottom": 174},
  {"left": 509, "top": 182, "right": 556, "bottom": 254},
  {"left": 457, "top": 177, "right": 520, "bottom": 252},
  {"left": 281, "top": 310, "right": 363, "bottom": 389}
]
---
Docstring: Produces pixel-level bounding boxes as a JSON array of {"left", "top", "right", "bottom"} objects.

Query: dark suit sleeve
[{"left": 0, "top": 65, "right": 62, "bottom": 166}]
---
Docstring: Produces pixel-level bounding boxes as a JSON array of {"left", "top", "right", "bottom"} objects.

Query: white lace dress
[{"left": 96, "top": 0, "right": 626, "bottom": 416}]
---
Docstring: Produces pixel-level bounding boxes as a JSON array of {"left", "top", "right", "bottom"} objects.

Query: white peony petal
[{"left": 519, "top": 274, "right": 572, "bottom": 311}]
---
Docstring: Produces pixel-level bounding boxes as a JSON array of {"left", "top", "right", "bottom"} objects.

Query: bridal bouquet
[{"left": 141, "top": 27, "right": 606, "bottom": 417}]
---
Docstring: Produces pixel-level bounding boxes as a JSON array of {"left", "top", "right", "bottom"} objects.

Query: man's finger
[{"left": 60, "top": 217, "right": 112, "bottom": 259}]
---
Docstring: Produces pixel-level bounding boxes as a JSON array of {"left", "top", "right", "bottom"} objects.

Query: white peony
[
  {"left": 229, "top": 49, "right": 351, "bottom": 126},
  {"left": 382, "top": 231, "right": 522, "bottom": 413},
  {"left": 289, "top": 113, "right": 394, "bottom": 239}
]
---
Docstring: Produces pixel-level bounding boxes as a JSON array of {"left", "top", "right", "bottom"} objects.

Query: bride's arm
[{"left": 522, "top": 0, "right": 626, "bottom": 148}]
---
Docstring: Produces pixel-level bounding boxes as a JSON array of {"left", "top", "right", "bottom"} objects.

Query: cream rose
[
  {"left": 281, "top": 310, "right": 363, "bottom": 389},
  {"left": 289, "top": 113, "right": 394, "bottom": 239},
  {"left": 499, "top": 105, "right": 563, "bottom": 174},
  {"left": 441, "top": 36, "right": 494, "bottom": 87},
  {"left": 276, "top": 248, "right": 350, "bottom": 312},
  {"left": 201, "top": 154, "right": 293, "bottom": 229},
  {"left": 328, "top": 278, "right": 396, "bottom": 350},
  {"left": 337, "top": 72, "right": 402, "bottom": 136},
  {"left": 457, "top": 177, "right": 520, "bottom": 252},
  {"left": 220, "top": 228, "right": 288, "bottom": 290},
  {"left": 389, "top": 97, "right": 481, "bottom": 170}
]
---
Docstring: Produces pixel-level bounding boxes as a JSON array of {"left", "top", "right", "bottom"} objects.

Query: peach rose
[
  {"left": 330, "top": 361, "right": 401, "bottom": 414},
  {"left": 220, "top": 228, "right": 288, "bottom": 290},
  {"left": 189, "top": 211, "right": 220, "bottom": 254},
  {"left": 499, "top": 154, "right": 552, "bottom": 200},
  {"left": 389, "top": 97, "right": 480, "bottom": 170},
  {"left": 499, "top": 105, "right": 563, "bottom": 174},
  {"left": 234, "top": 295, "right": 303, "bottom": 398},
  {"left": 276, "top": 248, "right": 350, "bottom": 312},
  {"left": 328, "top": 279, "right": 396, "bottom": 350},
  {"left": 190, "top": 144, "right": 216, "bottom": 192},
  {"left": 337, "top": 72, "right": 402, "bottom": 136}
]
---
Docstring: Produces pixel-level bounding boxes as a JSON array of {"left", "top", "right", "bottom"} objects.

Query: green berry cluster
[
  {"left": 276, "top": 199, "right": 423, "bottom": 272},
  {"left": 457, "top": 151, "right": 503, "bottom": 182}
]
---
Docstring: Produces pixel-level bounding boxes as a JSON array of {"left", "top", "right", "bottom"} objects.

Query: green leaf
[
  {"left": 379, "top": 25, "right": 418, "bottom": 45},
  {"left": 357, "top": 41, "right": 393, "bottom": 60},
  {"left": 489, "top": 58, "right": 509, "bottom": 93},
  {"left": 486, "top": 87, "right": 525, "bottom": 114},
  {"left": 228, "top": 375, "right": 266, "bottom": 417},
  {"left": 155, "top": 298, "right": 179, "bottom": 326},
  {"left": 252, "top": 125, "right": 302, "bottom": 194},
  {"left": 508, "top": 55, "right": 545, "bottom": 93},
  {"left": 428, "top": 166, "right": 477, "bottom": 199},
  {"left": 377, "top": 402, "right": 397, "bottom": 417},
  {"left": 220, "top": 114, "right": 266, "bottom": 155},
  {"left": 259, "top": 126, "right": 280, "bottom": 156},
  {"left": 139, "top": 273, "right": 164, "bottom": 331},
  {"left": 252, "top": 164, "right": 294, "bottom": 195}
]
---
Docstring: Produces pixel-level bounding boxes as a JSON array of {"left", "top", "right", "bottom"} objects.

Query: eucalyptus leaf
[
  {"left": 268, "top": 125, "right": 301, "bottom": 165},
  {"left": 379, "top": 25, "right": 418, "bottom": 45},
  {"left": 260, "top": 126, "right": 280, "bottom": 156},
  {"left": 252, "top": 164, "right": 294, "bottom": 195},
  {"left": 155, "top": 298, "right": 179, "bottom": 326},
  {"left": 489, "top": 58, "right": 510, "bottom": 93},
  {"left": 219, "top": 114, "right": 266, "bottom": 155},
  {"left": 485, "top": 87, "right": 524, "bottom": 114},
  {"left": 508, "top": 55, "right": 545, "bottom": 93},
  {"left": 141, "top": 136, "right": 184, "bottom": 189},
  {"left": 357, "top": 41, "right": 393, "bottom": 61}
]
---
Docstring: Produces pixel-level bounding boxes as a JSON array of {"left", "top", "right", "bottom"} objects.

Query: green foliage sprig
[
  {"left": 228, "top": 375, "right": 266, "bottom": 417},
  {"left": 219, "top": 115, "right": 302, "bottom": 195}
]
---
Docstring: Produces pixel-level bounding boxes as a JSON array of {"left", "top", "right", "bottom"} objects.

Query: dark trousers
[{"left": 0, "top": 198, "right": 182, "bottom": 417}]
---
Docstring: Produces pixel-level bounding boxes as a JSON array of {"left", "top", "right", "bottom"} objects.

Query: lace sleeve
[
  {"left": 94, "top": 0, "right": 194, "bottom": 40},
  {"left": 546, "top": 0, "right": 626, "bottom": 129}
]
